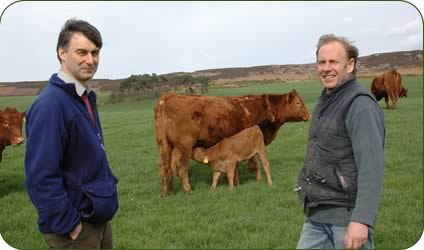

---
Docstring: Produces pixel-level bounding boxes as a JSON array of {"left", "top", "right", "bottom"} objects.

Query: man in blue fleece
[
  {"left": 295, "top": 34, "right": 385, "bottom": 249},
  {"left": 25, "top": 18, "right": 118, "bottom": 249}
]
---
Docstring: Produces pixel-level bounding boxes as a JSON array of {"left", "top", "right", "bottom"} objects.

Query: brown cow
[
  {"left": 192, "top": 125, "right": 271, "bottom": 191},
  {"left": 154, "top": 89, "right": 310, "bottom": 196},
  {"left": 371, "top": 69, "right": 407, "bottom": 109},
  {"left": 0, "top": 107, "right": 26, "bottom": 162}
]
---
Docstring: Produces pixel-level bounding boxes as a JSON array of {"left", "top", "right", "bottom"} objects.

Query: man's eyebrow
[{"left": 75, "top": 48, "right": 100, "bottom": 53}]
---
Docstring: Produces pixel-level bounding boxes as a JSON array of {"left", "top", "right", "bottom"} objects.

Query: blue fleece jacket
[{"left": 25, "top": 74, "right": 118, "bottom": 235}]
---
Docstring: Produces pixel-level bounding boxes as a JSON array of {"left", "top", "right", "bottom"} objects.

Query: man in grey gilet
[{"left": 296, "top": 34, "right": 385, "bottom": 249}]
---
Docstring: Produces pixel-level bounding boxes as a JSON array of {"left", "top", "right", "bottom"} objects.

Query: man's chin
[
  {"left": 79, "top": 73, "right": 95, "bottom": 81},
  {"left": 321, "top": 79, "right": 337, "bottom": 89}
]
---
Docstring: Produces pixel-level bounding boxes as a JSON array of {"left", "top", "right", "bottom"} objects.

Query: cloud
[
  {"left": 388, "top": 19, "right": 422, "bottom": 35},
  {"left": 340, "top": 17, "right": 353, "bottom": 23},
  {"left": 401, "top": 34, "right": 423, "bottom": 49},
  {"left": 387, "top": 19, "right": 423, "bottom": 50}
]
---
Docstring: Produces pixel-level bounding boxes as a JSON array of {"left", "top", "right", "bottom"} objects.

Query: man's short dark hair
[{"left": 56, "top": 18, "right": 102, "bottom": 62}]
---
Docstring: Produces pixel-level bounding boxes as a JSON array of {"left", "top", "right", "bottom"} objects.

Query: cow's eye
[{"left": 3, "top": 121, "right": 9, "bottom": 127}]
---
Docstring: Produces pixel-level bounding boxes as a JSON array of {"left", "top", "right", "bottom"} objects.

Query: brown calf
[{"left": 192, "top": 125, "right": 271, "bottom": 191}]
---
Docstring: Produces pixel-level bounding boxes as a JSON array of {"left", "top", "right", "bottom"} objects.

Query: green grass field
[{"left": 0, "top": 76, "right": 422, "bottom": 249}]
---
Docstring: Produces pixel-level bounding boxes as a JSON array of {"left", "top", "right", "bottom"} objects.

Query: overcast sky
[{"left": 0, "top": 1, "right": 422, "bottom": 82}]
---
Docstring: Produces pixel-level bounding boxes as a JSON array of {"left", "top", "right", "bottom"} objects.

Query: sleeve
[
  {"left": 345, "top": 95, "right": 385, "bottom": 227},
  {"left": 24, "top": 98, "right": 80, "bottom": 235}
]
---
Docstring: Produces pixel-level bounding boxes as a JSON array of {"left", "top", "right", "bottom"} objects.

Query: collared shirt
[{"left": 57, "top": 70, "right": 92, "bottom": 97}]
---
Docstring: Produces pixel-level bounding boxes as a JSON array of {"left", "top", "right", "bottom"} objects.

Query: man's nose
[
  {"left": 85, "top": 53, "right": 96, "bottom": 65},
  {"left": 322, "top": 62, "right": 331, "bottom": 71}
]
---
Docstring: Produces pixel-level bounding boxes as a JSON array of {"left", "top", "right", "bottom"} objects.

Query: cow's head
[
  {"left": 0, "top": 107, "right": 26, "bottom": 146},
  {"left": 269, "top": 89, "right": 311, "bottom": 123},
  {"left": 399, "top": 86, "right": 408, "bottom": 98}
]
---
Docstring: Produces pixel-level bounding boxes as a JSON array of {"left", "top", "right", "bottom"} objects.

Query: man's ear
[
  {"left": 58, "top": 47, "right": 66, "bottom": 62},
  {"left": 347, "top": 58, "right": 355, "bottom": 73}
]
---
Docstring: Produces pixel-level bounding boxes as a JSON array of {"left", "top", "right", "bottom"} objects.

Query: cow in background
[
  {"left": 192, "top": 125, "right": 271, "bottom": 191},
  {"left": 371, "top": 69, "right": 407, "bottom": 109},
  {"left": 154, "top": 89, "right": 310, "bottom": 197},
  {"left": 0, "top": 107, "right": 26, "bottom": 162}
]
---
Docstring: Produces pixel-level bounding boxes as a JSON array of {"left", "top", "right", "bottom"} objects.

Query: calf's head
[
  {"left": 192, "top": 147, "right": 209, "bottom": 164},
  {"left": 0, "top": 107, "right": 26, "bottom": 146}
]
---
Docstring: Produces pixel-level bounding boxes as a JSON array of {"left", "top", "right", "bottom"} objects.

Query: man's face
[
  {"left": 58, "top": 32, "right": 99, "bottom": 85},
  {"left": 316, "top": 41, "right": 354, "bottom": 91}
]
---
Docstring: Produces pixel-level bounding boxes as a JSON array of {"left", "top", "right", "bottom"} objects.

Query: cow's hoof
[{"left": 183, "top": 188, "right": 192, "bottom": 194}]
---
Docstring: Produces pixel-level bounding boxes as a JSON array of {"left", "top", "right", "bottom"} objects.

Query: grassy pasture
[{"left": 0, "top": 76, "right": 422, "bottom": 249}]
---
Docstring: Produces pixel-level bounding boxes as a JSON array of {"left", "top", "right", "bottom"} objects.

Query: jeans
[{"left": 297, "top": 217, "right": 374, "bottom": 249}]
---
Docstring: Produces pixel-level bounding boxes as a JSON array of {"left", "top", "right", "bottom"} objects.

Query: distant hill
[
  {"left": 0, "top": 50, "right": 422, "bottom": 96},
  {"left": 191, "top": 50, "right": 422, "bottom": 86}
]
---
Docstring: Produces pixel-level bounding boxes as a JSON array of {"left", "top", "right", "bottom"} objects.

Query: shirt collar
[{"left": 57, "top": 70, "right": 92, "bottom": 97}]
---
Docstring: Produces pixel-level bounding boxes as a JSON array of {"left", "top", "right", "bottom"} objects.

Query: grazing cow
[
  {"left": 154, "top": 89, "right": 310, "bottom": 196},
  {"left": 0, "top": 107, "right": 26, "bottom": 162},
  {"left": 371, "top": 69, "right": 407, "bottom": 109},
  {"left": 192, "top": 125, "right": 271, "bottom": 191}
]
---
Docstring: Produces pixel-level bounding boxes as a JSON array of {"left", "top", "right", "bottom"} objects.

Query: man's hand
[
  {"left": 344, "top": 221, "right": 369, "bottom": 249},
  {"left": 69, "top": 222, "right": 82, "bottom": 240}
]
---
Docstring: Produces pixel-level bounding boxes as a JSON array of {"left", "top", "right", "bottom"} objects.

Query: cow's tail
[{"left": 154, "top": 98, "right": 174, "bottom": 197}]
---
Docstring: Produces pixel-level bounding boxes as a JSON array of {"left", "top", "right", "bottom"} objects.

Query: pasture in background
[{"left": 0, "top": 76, "right": 422, "bottom": 249}]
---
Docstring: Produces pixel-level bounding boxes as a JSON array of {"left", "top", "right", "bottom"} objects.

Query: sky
[{"left": 0, "top": 0, "right": 423, "bottom": 82}]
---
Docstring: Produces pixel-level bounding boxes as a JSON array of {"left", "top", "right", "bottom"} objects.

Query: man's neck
[
  {"left": 57, "top": 70, "right": 91, "bottom": 97},
  {"left": 60, "top": 68, "right": 89, "bottom": 87}
]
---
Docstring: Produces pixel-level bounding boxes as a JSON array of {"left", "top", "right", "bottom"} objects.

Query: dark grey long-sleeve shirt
[{"left": 306, "top": 95, "right": 385, "bottom": 227}]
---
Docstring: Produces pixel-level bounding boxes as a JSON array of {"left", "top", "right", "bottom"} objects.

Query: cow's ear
[{"left": 288, "top": 92, "right": 295, "bottom": 103}]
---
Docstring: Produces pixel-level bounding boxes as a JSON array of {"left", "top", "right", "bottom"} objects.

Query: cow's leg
[
  {"left": 177, "top": 149, "right": 192, "bottom": 194},
  {"left": 393, "top": 92, "right": 399, "bottom": 109},
  {"left": 257, "top": 151, "right": 272, "bottom": 186},
  {"left": 171, "top": 148, "right": 182, "bottom": 177},
  {"left": 247, "top": 158, "right": 257, "bottom": 174},
  {"left": 210, "top": 171, "right": 221, "bottom": 192},
  {"left": 252, "top": 154, "right": 262, "bottom": 181},
  {"left": 158, "top": 141, "right": 173, "bottom": 197},
  {"left": 388, "top": 92, "right": 397, "bottom": 109},
  {"left": 234, "top": 163, "right": 240, "bottom": 186},
  {"left": 226, "top": 162, "right": 236, "bottom": 191},
  {"left": 384, "top": 94, "right": 389, "bottom": 109}
]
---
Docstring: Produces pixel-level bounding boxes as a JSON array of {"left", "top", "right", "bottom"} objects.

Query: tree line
[{"left": 107, "top": 73, "right": 209, "bottom": 103}]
